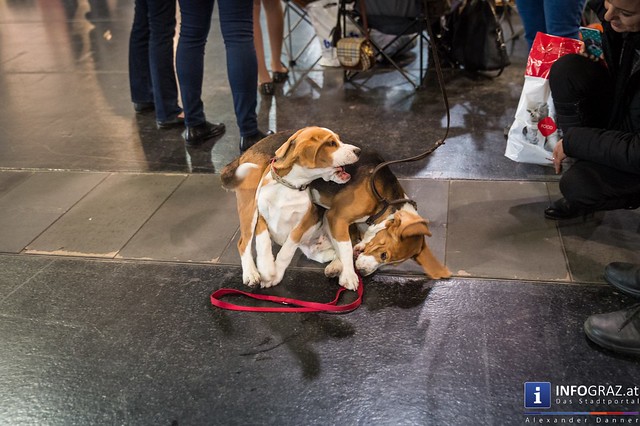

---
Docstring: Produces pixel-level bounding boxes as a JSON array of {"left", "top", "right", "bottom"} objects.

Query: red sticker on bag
[{"left": 538, "top": 116, "right": 557, "bottom": 137}]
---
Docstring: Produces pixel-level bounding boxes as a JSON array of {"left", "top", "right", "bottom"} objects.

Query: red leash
[{"left": 210, "top": 275, "right": 363, "bottom": 313}]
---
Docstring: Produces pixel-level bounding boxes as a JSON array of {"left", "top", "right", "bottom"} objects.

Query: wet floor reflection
[{"left": 0, "top": 0, "right": 553, "bottom": 182}]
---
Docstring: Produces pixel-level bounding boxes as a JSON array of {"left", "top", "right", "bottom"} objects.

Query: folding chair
[
  {"left": 282, "top": 0, "right": 321, "bottom": 69},
  {"left": 336, "top": 0, "right": 449, "bottom": 89}
]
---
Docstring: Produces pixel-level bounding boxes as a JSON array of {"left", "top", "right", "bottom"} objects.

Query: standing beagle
[{"left": 222, "top": 127, "right": 360, "bottom": 287}]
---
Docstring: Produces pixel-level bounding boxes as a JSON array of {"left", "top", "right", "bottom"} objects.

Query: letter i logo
[{"left": 524, "top": 382, "right": 551, "bottom": 409}]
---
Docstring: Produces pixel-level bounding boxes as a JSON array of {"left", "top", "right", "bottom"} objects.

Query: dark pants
[
  {"left": 549, "top": 54, "right": 640, "bottom": 212},
  {"left": 128, "top": 0, "right": 182, "bottom": 123},
  {"left": 515, "top": 0, "right": 585, "bottom": 49},
  {"left": 176, "top": 0, "right": 258, "bottom": 136}
]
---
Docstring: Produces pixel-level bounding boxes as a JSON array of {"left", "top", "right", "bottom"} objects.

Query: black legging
[{"left": 549, "top": 54, "right": 640, "bottom": 212}]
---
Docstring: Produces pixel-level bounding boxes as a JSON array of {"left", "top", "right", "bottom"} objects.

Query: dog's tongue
[{"left": 336, "top": 166, "right": 350, "bottom": 181}]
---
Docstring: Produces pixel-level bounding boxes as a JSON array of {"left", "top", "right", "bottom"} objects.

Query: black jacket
[{"left": 564, "top": 0, "right": 640, "bottom": 174}]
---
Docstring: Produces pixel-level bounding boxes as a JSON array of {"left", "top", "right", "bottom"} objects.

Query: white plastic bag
[
  {"left": 505, "top": 33, "right": 583, "bottom": 165},
  {"left": 505, "top": 76, "right": 560, "bottom": 165},
  {"left": 306, "top": 0, "right": 358, "bottom": 67}
]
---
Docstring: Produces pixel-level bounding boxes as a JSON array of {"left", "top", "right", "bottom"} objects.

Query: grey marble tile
[
  {"left": 0, "top": 171, "right": 33, "bottom": 196},
  {"left": 25, "top": 173, "right": 185, "bottom": 258},
  {"left": 544, "top": 182, "right": 640, "bottom": 282},
  {"left": 118, "top": 174, "right": 239, "bottom": 263},
  {"left": 559, "top": 209, "right": 640, "bottom": 283},
  {"left": 0, "top": 256, "right": 637, "bottom": 425},
  {"left": 0, "top": 255, "right": 54, "bottom": 301},
  {"left": 446, "top": 180, "right": 568, "bottom": 281},
  {"left": 0, "top": 172, "right": 106, "bottom": 253}
]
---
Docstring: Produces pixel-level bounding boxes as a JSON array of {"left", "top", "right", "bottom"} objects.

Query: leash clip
[{"left": 366, "top": 200, "right": 390, "bottom": 226}]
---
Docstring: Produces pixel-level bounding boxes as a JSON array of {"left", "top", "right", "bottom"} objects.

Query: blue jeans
[
  {"left": 128, "top": 0, "right": 182, "bottom": 123},
  {"left": 176, "top": 0, "right": 258, "bottom": 136},
  {"left": 515, "top": 0, "right": 586, "bottom": 49}
]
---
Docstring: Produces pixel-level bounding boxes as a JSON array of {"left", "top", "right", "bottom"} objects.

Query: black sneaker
[{"left": 182, "top": 121, "right": 226, "bottom": 147}]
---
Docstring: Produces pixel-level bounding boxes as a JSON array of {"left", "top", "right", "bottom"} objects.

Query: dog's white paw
[
  {"left": 259, "top": 264, "right": 276, "bottom": 284},
  {"left": 339, "top": 270, "right": 360, "bottom": 291},
  {"left": 243, "top": 267, "right": 261, "bottom": 288},
  {"left": 324, "top": 258, "right": 343, "bottom": 277},
  {"left": 261, "top": 272, "right": 283, "bottom": 288},
  {"left": 260, "top": 280, "right": 275, "bottom": 288}
]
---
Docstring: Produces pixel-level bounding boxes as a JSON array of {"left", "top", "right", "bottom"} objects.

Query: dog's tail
[{"left": 221, "top": 160, "right": 259, "bottom": 190}]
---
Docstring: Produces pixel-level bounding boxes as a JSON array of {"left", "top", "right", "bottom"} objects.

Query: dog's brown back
[{"left": 221, "top": 132, "right": 291, "bottom": 190}]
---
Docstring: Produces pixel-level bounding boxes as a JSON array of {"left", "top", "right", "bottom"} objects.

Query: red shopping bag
[{"left": 526, "top": 32, "right": 584, "bottom": 78}]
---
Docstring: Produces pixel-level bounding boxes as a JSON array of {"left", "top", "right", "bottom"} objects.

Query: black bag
[{"left": 439, "top": 0, "right": 510, "bottom": 74}]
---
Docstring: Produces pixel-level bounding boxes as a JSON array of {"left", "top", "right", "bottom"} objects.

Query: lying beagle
[
  {"left": 221, "top": 127, "right": 360, "bottom": 287},
  {"left": 222, "top": 129, "right": 451, "bottom": 290},
  {"left": 311, "top": 150, "right": 452, "bottom": 289}
]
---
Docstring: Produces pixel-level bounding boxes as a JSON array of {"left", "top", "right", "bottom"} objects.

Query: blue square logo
[{"left": 524, "top": 382, "right": 551, "bottom": 409}]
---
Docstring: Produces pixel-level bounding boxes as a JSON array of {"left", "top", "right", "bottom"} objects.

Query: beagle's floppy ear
[
  {"left": 274, "top": 128, "right": 306, "bottom": 160},
  {"left": 395, "top": 210, "right": 432, "bottom": 239},
  {"left": 383, "top": 216, "right": 402, "bottom": 241}
]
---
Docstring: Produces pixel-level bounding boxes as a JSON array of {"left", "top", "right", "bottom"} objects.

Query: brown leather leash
[{"left": 366, "top": 0, "right": 452, "bottom": 225}]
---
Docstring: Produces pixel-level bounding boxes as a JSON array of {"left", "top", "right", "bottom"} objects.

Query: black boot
[
  {"left": 240, "top": 130, "right": 273, "bottom": 152},
  {"left": 544, "top": 198, "right": 582, "bottom": 220},
  {"left": 604, "top": 262, "right": 640, "bottom": 298},
  {"left": 584, "top": 304, "right": 640, "bottom": 356}
]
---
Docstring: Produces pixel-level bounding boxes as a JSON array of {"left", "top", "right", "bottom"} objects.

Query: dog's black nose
[{"left": 353, "top": 147, "right": 361, "bottom": 156}]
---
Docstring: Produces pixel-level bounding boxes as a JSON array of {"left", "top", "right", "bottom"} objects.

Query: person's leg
[
  {"left": 262, "top": 0, "right": 287, "bottom": 74},
  {"left": 129, "top": 0, "right": 153, "bottom": 109},
  {"left": 176, "top": 0, "right": 214, "bottom": 128},
  {"left": 559, "top": 161, "right": 640, "bottom": 212},
  {"left": 218, "top": 0, "right": 259, "bottom": 138},
  {"left": 543, "top": 0, "right": 586, "bottom": 41},
  {"left": 549, "top": 54, "right": 613, "bottom": 134},
  {"left": 253, "top": 0, "right": 272, "bottom": 89},
  {"left": 514, "top": 0, "right": 546, "bottom": 49},
  {"left": 147, "top": 0, "right": 182, "bottom": 124}
]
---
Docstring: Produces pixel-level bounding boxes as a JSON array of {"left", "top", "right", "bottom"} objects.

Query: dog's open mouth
[{"left": 333, "top": 166, "right": 351, "bottom": 182}]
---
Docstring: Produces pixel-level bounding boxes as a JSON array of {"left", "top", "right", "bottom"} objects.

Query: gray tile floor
[
  {"left": 1, "top": 1, "right": 639, "bottom": 425},
  {"left": 4, "top": 170, "right": 638, "bottom": 284}
]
